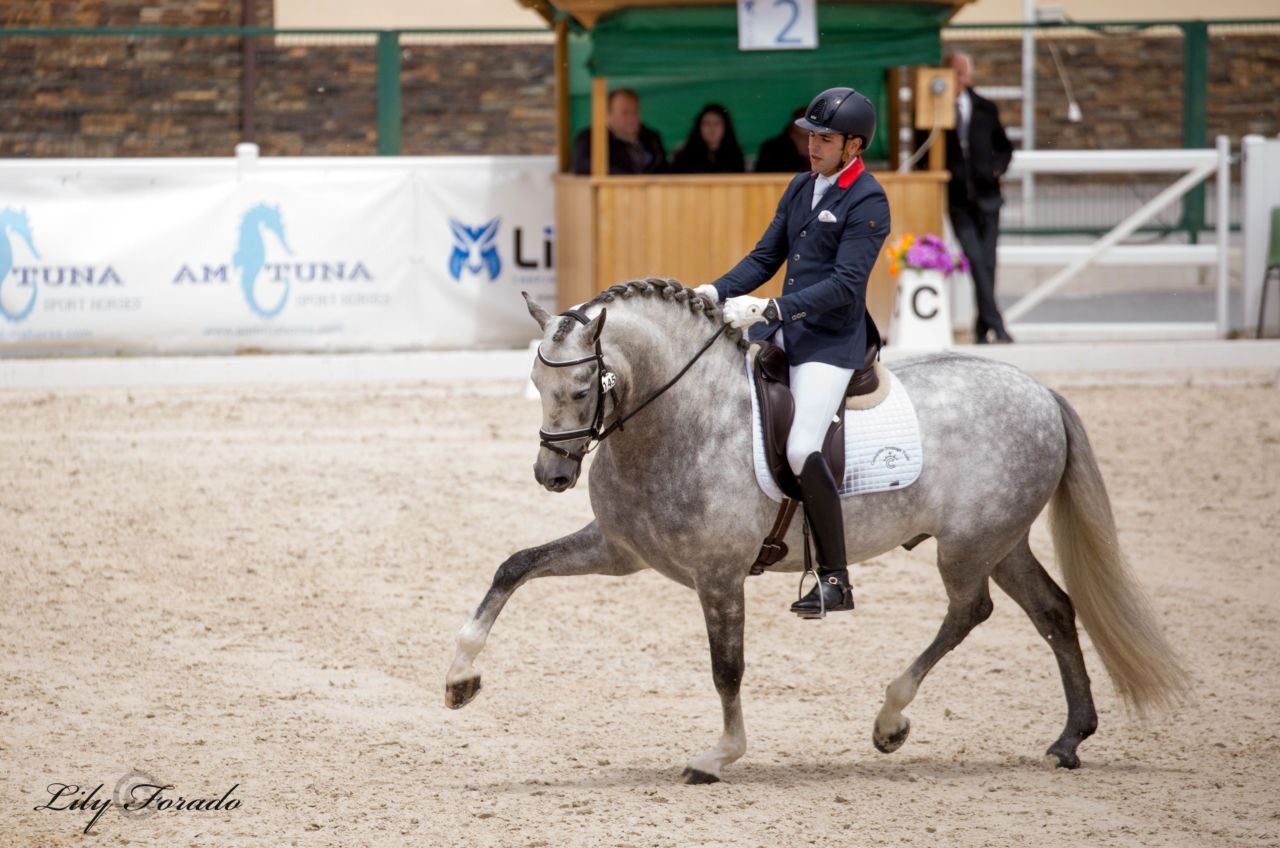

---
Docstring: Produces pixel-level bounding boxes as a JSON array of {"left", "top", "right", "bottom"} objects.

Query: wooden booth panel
[
  {"left": 597, "top": 175, "right": 793, "bottom": 292},
  {"left": 553, "top": 175, "right": 596, "bottom": 309},
  {"left": 554, "top": 171, "right": 949, "bottom": 336}
]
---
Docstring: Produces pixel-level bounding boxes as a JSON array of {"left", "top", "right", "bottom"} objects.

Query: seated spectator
[
  {"left": 754, "top": 106, "right": 811, "bottom": 173},
  {"left": 570, "top": 88, "right": 666, "bottom": 175},
  {"left": 670, "top": 103, "right": 745, "bottom": 174}
]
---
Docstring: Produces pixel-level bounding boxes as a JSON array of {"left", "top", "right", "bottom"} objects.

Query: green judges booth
[{"left": 520, "top": 0, "right": 972, "bottom": 329}]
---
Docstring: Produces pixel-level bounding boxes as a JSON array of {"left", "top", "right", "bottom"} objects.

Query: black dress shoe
[
  {"left": 790, "top": 573, "right": 855, "bottom": 619},
  {"left": 992, "top": 328, "right": 1014, "bottom": 343},
  {"left": 973, "top": 326, "right": 991, "bottom": 344}
]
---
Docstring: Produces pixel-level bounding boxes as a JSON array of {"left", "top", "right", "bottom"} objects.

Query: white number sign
[{"left": 737, "top": 0, "right": 817, "bottom": 51}]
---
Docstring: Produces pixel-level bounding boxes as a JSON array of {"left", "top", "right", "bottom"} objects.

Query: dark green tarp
[{"left": 568, "top": 3, "right": 951, "bottom": 165}]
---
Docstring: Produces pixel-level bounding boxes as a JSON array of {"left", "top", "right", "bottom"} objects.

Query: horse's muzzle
[{"left": 533, "top": 451, "right": 581, "bottom": 492}]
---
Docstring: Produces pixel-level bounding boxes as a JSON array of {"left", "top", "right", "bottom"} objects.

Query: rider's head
[{"left": 795, "top": 87, "right": 876, "bottom": 176}]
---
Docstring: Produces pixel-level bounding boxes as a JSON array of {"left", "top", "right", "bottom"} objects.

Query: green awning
[{"left": 570, "top": 3, "right": 951, "bottom": 162}]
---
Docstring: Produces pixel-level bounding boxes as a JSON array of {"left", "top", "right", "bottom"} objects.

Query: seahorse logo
[
  {"left": 0, "top": 208, "right": 41, "bottom": 322},
  {"left": 233, "top": 203, "right": 294, "bottom": 318},
  {"left": 448, "top": 218, "right": 502, "bottom": 282}
]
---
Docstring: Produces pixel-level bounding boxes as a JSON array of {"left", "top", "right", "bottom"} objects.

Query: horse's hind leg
[
  {"left": 445, "top": 520, "right": 643, "bottom": 709},
  {"left": 873, "top": 549, "right": 994, "bottom": 755},
  {"left": 680, "top": 575, "right": 747, "bottom": 785},
  {"left": 991, "top": 537, "right": 1097, "bottom": 769}
]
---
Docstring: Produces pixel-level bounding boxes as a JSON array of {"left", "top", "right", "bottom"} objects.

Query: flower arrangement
[{"left": 886, "top": 233, "right": 969, "bottom": 277}]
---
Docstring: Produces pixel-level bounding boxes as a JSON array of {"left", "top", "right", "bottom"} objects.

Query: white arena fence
[
  {"left": 996, "top": 136, "right": 1232, "bottom": 341},
  {"left": 0, "top": 147, "right": 556, "bottom": 355},
  {"left": 1242, "top": 135, "right": 1280, "bottom": 337}
]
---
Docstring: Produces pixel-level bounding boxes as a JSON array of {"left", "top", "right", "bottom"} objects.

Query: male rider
[{"left": 696, "top": 87, "right": 890, "bottom": 618}]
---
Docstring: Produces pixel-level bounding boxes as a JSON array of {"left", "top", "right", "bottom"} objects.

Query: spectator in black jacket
[
  {"left": 754, "top": 106, "right": 810, "bottom": 173},
  {"left": 943, "top": 52, "right": 1015, "bottom": 343},
  {"left": 671, "top": 103, "right": 745, "bottom": 174},
  {"left": 570, "top": 88, "right": 666, "bottom": 175}
]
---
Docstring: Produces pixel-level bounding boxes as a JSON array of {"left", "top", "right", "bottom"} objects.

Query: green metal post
[
  {"left": 376, "top": 30, "right": 402, "bottom": 155},
  {"left": 1181, "top": 21, "right": 1208, "bottom": 239}
]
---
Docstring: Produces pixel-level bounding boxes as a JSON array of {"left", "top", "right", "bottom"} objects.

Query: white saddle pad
[{"left": 746, "top": 355, "right": 924, "bottom": 502}]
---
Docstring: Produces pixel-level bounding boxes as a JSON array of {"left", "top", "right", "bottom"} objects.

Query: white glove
[
  {"left": 722, "top": 295, "right": 771, "bottom": 329},
  {"left": 692, "top": 284, "right": 719, "bottom": 304}
]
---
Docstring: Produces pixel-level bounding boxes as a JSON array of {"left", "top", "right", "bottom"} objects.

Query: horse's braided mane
[{"left": 557, "top": 277, "right": 748, "bottom": 350}]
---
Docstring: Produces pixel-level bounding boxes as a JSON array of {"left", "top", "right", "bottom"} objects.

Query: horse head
[
  {"left": 525, "top": 292, "right": 611, "bottom": 492},
  {"left": 523, "top": 280, "right": 740, "bottom": 494}
]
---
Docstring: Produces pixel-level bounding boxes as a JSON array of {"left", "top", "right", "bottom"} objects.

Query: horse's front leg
[
  {"left": 680, "top": 574, "right": 747, "bottom": 784},
  {"left": 445, "top": 521, "right": 643, "bottom": 708}
]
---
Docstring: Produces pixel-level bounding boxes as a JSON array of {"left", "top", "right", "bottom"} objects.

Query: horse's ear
[
  {"left": 523, "top": 291, "right": 552, "bottom": 330},
  {"left": 585, "top": 308, "right": 606, "bottom": 344}
]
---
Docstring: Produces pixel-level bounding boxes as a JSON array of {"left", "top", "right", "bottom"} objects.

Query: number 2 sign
[{"left": 737, "top": 0, "right": 817, "bottom": 51}]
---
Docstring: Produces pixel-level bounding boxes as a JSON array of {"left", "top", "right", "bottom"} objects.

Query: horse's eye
[{"left": 572, "top": 387, "right": 591, "bottom": 401}]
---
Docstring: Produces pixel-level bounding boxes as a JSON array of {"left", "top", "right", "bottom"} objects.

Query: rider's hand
[
  {"left": 722, "top": 295, "right": 771, "bottom": 329},
  {"left": 692, "top": 284, "right": 719, "bottom": 304}
]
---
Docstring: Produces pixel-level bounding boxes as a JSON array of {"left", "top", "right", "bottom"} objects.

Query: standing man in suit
[
  {"left": 694, "top": 87, "right": 889, "bottom": 619},
  {"left": 945, "top": 52, "right": 1014, "bottom": 343}
]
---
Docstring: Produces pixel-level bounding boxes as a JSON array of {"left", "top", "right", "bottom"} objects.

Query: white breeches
[{"left": 777, "top": 330, "right": 855, "bottom": 476}]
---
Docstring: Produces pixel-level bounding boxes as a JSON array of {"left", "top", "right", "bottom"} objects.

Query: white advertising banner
[{"left": 0, "top": 153, "right": 557, "bottom": 354}]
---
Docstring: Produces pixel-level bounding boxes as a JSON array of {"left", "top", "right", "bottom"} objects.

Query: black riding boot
[{"left": 790, "top": 452, "right": 855, "bottom": 618}]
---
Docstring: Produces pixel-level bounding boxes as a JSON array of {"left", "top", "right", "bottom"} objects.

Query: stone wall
[
  {"left": 945, "top": 28, "right": 1280, "bottom": 152},
  {"left": 1, "top": 3, "right": 1274, "bottom": 159},
  {"left": 0, "top": 1, "right": 555, "bottom": 157}
]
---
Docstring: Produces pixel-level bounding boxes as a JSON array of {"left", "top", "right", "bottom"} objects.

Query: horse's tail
[{"left": 1048, "top": 390, "right": 1189, "bottom": 715}]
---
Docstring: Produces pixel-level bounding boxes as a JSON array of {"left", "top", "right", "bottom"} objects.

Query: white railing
[
  {"left": 1242, "top": 135, "right": 1280, "bottom": 336},
  {"left": 996, "top": 135, "right": 1231, "bottom": 339}
]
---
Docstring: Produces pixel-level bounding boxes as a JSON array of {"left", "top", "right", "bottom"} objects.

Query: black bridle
[{"left": 536, "top": 307, "right": 727, "bottom": 466}]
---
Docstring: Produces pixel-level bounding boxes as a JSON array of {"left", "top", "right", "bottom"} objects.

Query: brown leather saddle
[
  {"left": 751, "top": 323, "right": 883, "bottom": 502},
  {"left": 749, "top": 319, "right": 883, "bottom": 575}
]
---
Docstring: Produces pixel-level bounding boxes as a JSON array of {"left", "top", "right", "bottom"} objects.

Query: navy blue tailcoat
[{"left": 711, "top": 160, "right": 890, "bottom": 369}]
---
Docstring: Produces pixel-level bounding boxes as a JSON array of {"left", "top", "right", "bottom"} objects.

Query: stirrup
[
  {"left": 795, "top": 566, "right": 828, "bottom": 620},
  {"left": 792, "top": 572, "right": 853, "bottom": 619}
]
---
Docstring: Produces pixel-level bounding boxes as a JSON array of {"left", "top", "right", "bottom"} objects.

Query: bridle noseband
[{"left": 536, "top": 307, "right": 727, "bottom": 466}]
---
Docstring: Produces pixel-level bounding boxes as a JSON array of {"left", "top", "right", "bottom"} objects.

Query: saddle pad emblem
[{"left": 746, "top": 357, "right": 924, "bottom": 502}]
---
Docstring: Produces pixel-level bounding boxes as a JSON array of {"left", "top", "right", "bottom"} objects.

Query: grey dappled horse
[{"left": 445, "top": 278, "right": 1187, "bottom": 784}]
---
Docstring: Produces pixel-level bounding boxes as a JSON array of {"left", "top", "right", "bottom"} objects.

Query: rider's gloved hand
[
  {"left": 692, "top": 284, "right": 719, "bottom": 304},
  {"left": 722, "top": 295, "right": 772, "bottom": 329}
]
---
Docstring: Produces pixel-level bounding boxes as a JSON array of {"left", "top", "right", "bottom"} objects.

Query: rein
[{"left": 537, "top": 307, "right": 728, "bottom": 465}]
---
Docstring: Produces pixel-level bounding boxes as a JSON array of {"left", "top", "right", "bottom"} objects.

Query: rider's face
[{"left": 808, "top": 132, "right": 861, "bottom": 176}]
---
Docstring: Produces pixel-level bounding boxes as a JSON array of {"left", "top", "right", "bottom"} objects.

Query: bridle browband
[{"left": 536, "top": 306, "right": 727, "bottom": 465}]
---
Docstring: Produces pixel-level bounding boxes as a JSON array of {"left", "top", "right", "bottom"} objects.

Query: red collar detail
[
  {"left": 809, "top": 157, "right": 865, "bottom": 190},
  {"left": 837, "top": 157, "right": 865, "bottom": 189}
]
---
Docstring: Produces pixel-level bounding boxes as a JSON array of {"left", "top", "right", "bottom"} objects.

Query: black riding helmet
[{"left": 795, "top": 87, "right": 877, "bottom": 150}]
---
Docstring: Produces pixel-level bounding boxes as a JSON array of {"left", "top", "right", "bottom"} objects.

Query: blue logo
[
  {"left": 448, "top": 218, "right": 501, "bottom": 281},
  {"left": 233, "top": 203, "right": 294, "bottom": 318},
  {"left": 0, "top": 208, "right": 42, "bottom": 322}
]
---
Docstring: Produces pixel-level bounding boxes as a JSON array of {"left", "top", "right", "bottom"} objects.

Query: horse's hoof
[
  {"left": 873, "top": 718, "right": 910, "bottom": 754},
  {"left": 678, "top": 767, "right": 721, "bottom": 785},
  {"left": 445, "top": 675, "right": 482, "bottom": 709},
  {"left": 1044, "top": 744, "right": 1081, "bottom": 770}
]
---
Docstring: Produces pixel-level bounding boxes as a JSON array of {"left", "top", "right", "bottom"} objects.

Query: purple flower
[{"left": 900, "top": 234, "right": 968, "bottom": 276}]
